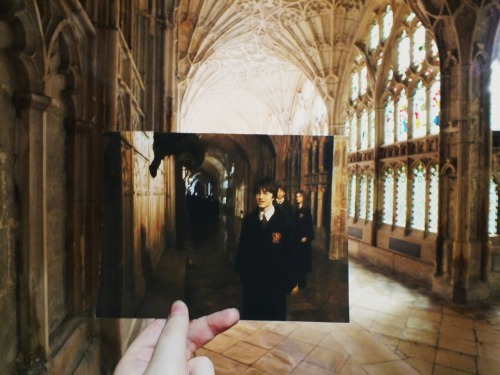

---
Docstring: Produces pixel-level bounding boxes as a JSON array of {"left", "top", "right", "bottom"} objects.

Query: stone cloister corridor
[{"left": 1, "top": 0, "right": 500, "bottom": 374}]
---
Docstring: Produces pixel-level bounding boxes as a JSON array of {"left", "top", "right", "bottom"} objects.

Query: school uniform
[
  {"left": 294, "top": 205, "right": 315, "bottom": 287},
  {"left": 235, "top": 206, "right": 295, "bottom": 321}
]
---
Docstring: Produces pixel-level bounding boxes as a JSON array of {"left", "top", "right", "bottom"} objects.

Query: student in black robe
[
  {"left": 293, "top": 190, "right": 315, "bottom": 290},
  {"left": 235, "top": 177, "right": 296, "bottom": 321}
]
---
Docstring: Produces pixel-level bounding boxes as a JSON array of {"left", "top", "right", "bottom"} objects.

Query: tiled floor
[{"left": 197, "top": 258, "right": 500, "bottom": 374}]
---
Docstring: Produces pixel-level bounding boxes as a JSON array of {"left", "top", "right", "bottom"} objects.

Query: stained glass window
[
  {"left": 412, "top": 164, "right": 426, "bottom": 231},
  {"left": 383, "top": 168, "right": 394, "bottom": 225},
  {"left": 369, "top": 108, "right": 375, "bottom": 148},
  {"left": 360, "top": 110, "right": 369, "bottom": 149},
  {"left": 428, "top": 165, "right": 439, "bottom": 233},
  {"left": 384, "top": 97, "right": 395, "bottom": 144},
  {"left": 382, "top": 6, "right": 393, "bottom": 41},
  {"left": 359, "top": 172, "right": 367, "bottom": 220},
  {"left": 412, "top": 23, "right": 426, "bottom": 67},
  {"left": 395, "top": 166, "right": 407, "bottom": 227},
  {"left": 430, "top": 39, "right": 439, "bottom": 61},
  {"left": 489, "top": 178, "right": 499, "bottom": 235},
  {"left": 430, "top": 77, "right": 440, "bottom": 135},
  {"left": 349, "top": 173, "right": 356, "bottom": 218},
  {"left": 413, "top": 82, "right": 427, "bottom": 138},
  {"left": 397, "top": 90, "right": 408, "bottom": 141},
  {"left": 397, "top": 31, "right": 410, "bottom": 78}
]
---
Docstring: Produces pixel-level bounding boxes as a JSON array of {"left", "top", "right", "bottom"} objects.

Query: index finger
[
  {"left": 186, "top": 308, "right": 240, "bottom": 356},
  {"left": 145, "top": 301, "right": 190, "bottom": 375}
]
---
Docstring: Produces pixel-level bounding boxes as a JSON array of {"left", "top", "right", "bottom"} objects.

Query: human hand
[{"left": 114, "top": 301, "right": 240, "bottom": 375}]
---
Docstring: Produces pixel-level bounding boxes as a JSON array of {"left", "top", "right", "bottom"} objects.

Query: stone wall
[{"left": 0, "top": 20, "right": 18, "bottom": 374}]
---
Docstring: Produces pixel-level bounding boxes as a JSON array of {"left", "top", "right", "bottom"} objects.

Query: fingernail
[{"left": 170, "top": 300, "right": 187, "bottom": 317}]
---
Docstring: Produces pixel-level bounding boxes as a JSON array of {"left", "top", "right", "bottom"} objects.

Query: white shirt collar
[{"left": 260, "top": 205, "right": 275, "bottom": 221}]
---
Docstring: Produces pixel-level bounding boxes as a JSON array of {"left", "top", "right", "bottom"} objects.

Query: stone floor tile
[
  {"left": 223, "top": 341, "right": 268, "bottom": 365},
  {"left": 397, "top": 340, "right": 436, "bottom": 362},
  {"left": 292, "top": 361, "right": 337, "bottom": 375},
  {"left": 203, "top": 333, "right": 240, "bottom": 353},
  {"left": 338, "top": 356, "right": 368, "bottom": 375},
  {"left": 477, "top": 341, "right": 500, "bottom": 361},
  {"left": 252, "top": 351, "right": 296, "bottom": 374},
  {"left": 369, "top": 321, "right": 404, "bottom": 340},
  {"left": 272, "top": 337, "right": 314, "bottom": 368},
  {"left": 433, "top": 364, "right": 474, "bottom": 375},
  {"left": 438, "top": 334, "right": 477, "bottom": 356},
  {"left": 435, "top": 348, "right": 477, "bottom": 374},
  {"left": 303, "top": 346, "right": 350, "bottom": 372},
  {"left": 288, "top": 325, "right": 328, "bottom": 345},
  {"left": 410, "top": 307, "right": 443, "bottom": 323},
  {"left": 332, "top": 330, "right": 401, "bottom": 365},
  {"left": 441, "top": 314, "right": 474, "bottom": 330},
  {"left": 406, "top": 357, "right": 434, "bottom": 374},
  {"left": 402, "top": 327, "right": 438, "bottom": 346},
  {"left": 196, "top": 348, "right": 249, "bottom": 375},
  {"left": 225, "top": 322, "right": 260, "bottom": 340},
  {"left": 362, "top": 359, "right": 422, "bottom": 375},
  {"left": 241, "top": 368, "right": 274, "bottom": 375},
  {"left": 406, "top": 316, "right": 440, "bottom": 333},
  {"left": 244, "top": 330, "right": 285, "bottom": 350},
  {"left": 477, "top": 356, "right": 500, "bottom": 375},
  {"left": 263, "top": 321, "right": 300, "bottom": 337}
]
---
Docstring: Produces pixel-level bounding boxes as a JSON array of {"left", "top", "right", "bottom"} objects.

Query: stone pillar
[
  {"left": 14, "top": 91, "right": 52, "bottom": 364},
  {"left": 329, "top": 135, "right": 348, "bottom": 260},
  {"left": 95, "top": 0, "right": 120, "bottom": 132}
]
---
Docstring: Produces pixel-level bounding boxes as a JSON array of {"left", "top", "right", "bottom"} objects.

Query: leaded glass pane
[
  {"left": 349, "top": 173, "right": 356, "bottom": 217},
  {"left": 395, "top": 166, "right": 407, "bottom": 227},
  {"left": 383, "top": 168, "right": 394, "bottom": 225},
  {"left": 382, "top": 6, "right": 393, "bottom": 41},
  {"left": 384, "top": 97, "right": 395, "bottom": 144},
  {"left": 430, "top": 39, "right": 439, "bottom": 60},
  {"left": 413, "top": 82, "right": 427, "bottom": 138},
  {"left": 491, "top": 60, "right": 500, "bottom": 130},
  {"left": 397, "top": 32, "right": 410, "bottom": 78},
  {"left": 369, "top": 22, "right": 379, "bottom": 51},
  {"left": 428, "top": 165, "right": 439, "bottom": 233},
  {"left": 430, "top": 78, "right": 440, "bottom": 135},
  {"left": 369, "top": 108, "right": 375, "bottom": 148},
  {"left": 351, "top": 70, "right": 359, "bottom": 101},
  {"left": 350, "top": 115, "right": 357, "bottom": 151},
  {"left": 360, "top": 65, "right": 368, "bottom": 96},
  {"left": 397, "top": 91, "right": 408, "bottom": 141},
  {"left": 489, "top": 178, "right": 499, "bottom": 235},
  {"left": 367, "top": 174, "right": 374, "bottom": 221},
  {"left": 412, "top": 23, "right": 426, "bottom": 67},
  {"left": 360, "top": 110, "right": 369, "bottom": 149},
  {"left": 412, "top": 164, "right": 426, "bottom": 231},
  {"left": 359, "top": 173, "right": 367, "bottom": 220}
]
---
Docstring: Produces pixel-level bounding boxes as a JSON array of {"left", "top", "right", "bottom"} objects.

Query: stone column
[
  {"left": 14, "top": 91, "right": 52, "bottom": 363},
  {"left": 329, "top": 135, "right": 348, "bottom": 260}
]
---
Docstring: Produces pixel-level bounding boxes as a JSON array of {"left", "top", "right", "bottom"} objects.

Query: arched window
[
  {"left": 412, "top": 163, "right": 426, "bottom": 231},
  {"left": 428, "top": 164, "right": 439, "bottom": 233},
  {"left": 382, "top": 5, "right": 393, "bottom": 41},
  {"left": 489, "top": 178, "right": 499, "bottom": 236},
  {"left": 430, "top": 76, "right": 441, "bottom": 135},
  {"left": 397, "top": 90, "right": 408, "bottom": 141},
  {"left": 395, "top": 165, "right": 407, "bottom": 227},
  {"left": 369, "top": 108, "right": 376, "bottom": 148},
  {"left": 367, "top": 172, "right": 374, "bottom": 221},
  {"left": 383, "top": 168, "right": 394, "bottom": 225},
  {"left": 360, "top": 110, "right": 369, "bottom": 150},
  {"left": 384, "top": 96, "right": 395, "bottom": 144},
  {"left": 397, "top": 31, "right": 410, "bottom": 78},
  {"left": 359, "top": 171, "right": 367, "bottom": 220},
  {"left": 349, "top": 115, "right": 357, "bottom": 151},
  {"left": 413, "top": 81, "right": 427, "bottom": 138},
  {"left": 349, "top": 172, "right": 357, "bottom": 218}
]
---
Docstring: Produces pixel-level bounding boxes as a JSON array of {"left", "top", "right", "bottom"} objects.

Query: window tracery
[{"left": 347, "top": 2, "right": 441, "bottom": 246}]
